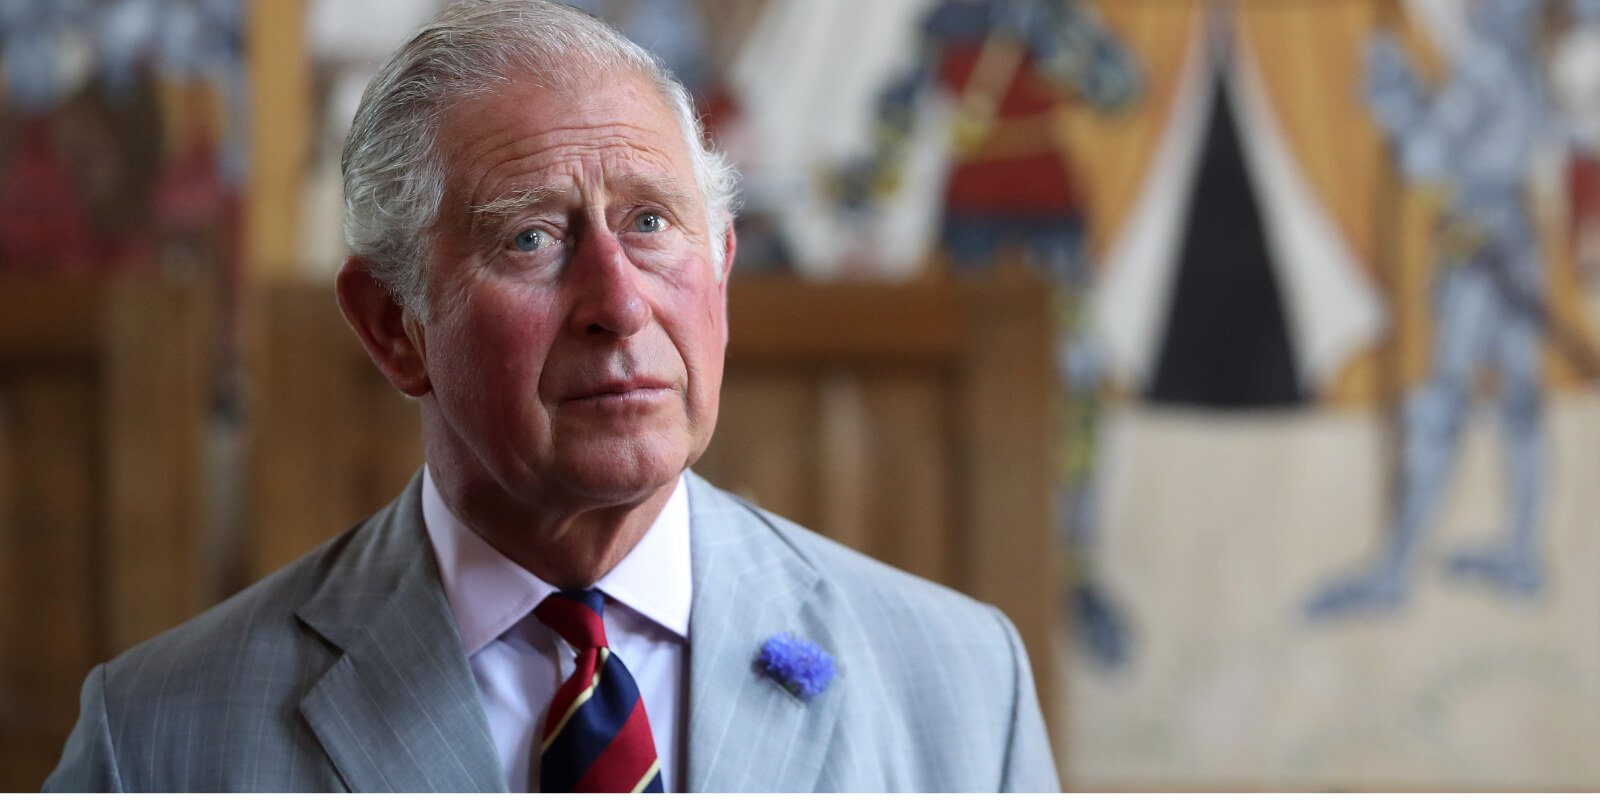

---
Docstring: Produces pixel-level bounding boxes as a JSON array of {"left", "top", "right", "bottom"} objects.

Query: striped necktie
[{"left": 535, "top": 589, "right": 665, "bottom": 793}]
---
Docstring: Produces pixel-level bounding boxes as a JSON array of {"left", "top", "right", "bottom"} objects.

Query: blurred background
[{"left": 2, "top": 0, "right": 1600, "bottom": 790}]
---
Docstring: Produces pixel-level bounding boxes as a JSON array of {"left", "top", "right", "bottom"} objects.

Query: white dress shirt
[{"left": 421, "top": 466, "right": 692, "bottom": 792}]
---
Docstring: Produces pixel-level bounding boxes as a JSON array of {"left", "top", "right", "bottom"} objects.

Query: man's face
[{"left": 416, "top": 70, "right": 730, "bottom": 510}]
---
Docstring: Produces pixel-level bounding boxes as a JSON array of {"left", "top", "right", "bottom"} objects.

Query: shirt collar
[{"left": 421, "top": 466, "right": 693, "bottom": 655}]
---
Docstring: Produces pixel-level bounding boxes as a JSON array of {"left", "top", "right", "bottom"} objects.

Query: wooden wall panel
[
  {"left": 0, "top": 278, "right": 209, "bottom": 791},
  {"left": 249, "top": 285, "right": 360, "bottom": 574},
  {"left": 104, "top": 283, "right": 212, "bottom": 651},
  {"left": 358, "top": 366, "right": 426, "bottom": 513},
  {"left": 858, "top": 369, "right": 957, "bottom": 586},
  {"left": 247, "top": 283, "right": 421, "bottom": 579},
  {"left": 700, "top": 367, "right": 961, "bottom": 587},
  {"left": 697, "top": 369, "right": 821, "bottom": 526},
  {"left": 962, "top": 281, "right": 1056, "bottom": 709},
  {"left": 0, "top": 375, "right": 99, "bottom": 789}
]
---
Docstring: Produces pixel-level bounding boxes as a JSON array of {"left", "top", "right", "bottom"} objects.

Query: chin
[{"left": 549, "top": 439, "right": 689, "bottom": 507}]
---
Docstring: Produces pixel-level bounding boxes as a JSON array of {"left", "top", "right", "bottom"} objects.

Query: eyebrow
[
  {"left": 469, "top": 174, "right": 700, "bottom": 233},
  {"left": 469, "top": 184, "right": 564, "bottom": 236},
  {"left": 611, "top": 174, "right": 697, "bottom": 211}
]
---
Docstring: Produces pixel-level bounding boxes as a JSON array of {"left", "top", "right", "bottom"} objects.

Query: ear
[
  {"left": 335, "top": 255, "right": 432, "bottom": 397},
  {"left": 718, "top": 223, "right": 737, "bottom": 346}
]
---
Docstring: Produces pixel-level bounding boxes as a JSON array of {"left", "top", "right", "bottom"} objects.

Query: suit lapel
[
  {"left": 683, "top": 473, "right": 845, "bottom": 792},
  {"left": 295, "top": 475, "right": 507, "bottom": 792}
]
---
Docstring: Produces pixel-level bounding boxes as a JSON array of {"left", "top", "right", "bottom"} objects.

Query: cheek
[
  {"left": 663, "top": 257, "right": 727, "bottom": 349},
  {"left": 440, "top": 286, "right": 559, "bottom": 390},
  {"left": 664, "top": 247, "right": 720, "bottom": 300},
  {"left": 667, "top": 259, "right": 729, "bottom": 397},
  {"left": 708, "top": 292, "right": 725, "bottom": 340}
]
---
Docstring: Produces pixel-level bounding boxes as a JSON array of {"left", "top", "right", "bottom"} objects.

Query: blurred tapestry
[
  {"left": 1057, "top": 0, "right": 1600, "bottom": 788},
  {"left": 295, "top": 0, "right": 1600, "bottom": 790},
  {"left": 0, "top": 0, "right": 245, "bottom": 278},
  {"left": 0, "top": 0, "right": 247, "bottom": 412}
]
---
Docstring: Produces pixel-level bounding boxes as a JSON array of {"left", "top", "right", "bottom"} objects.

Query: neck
[{"left": 432, "top": 468, "right": 678, "bottom": 590}]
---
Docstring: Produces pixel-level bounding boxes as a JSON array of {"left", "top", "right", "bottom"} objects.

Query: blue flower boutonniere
[{"left": 756, "top": 633, "right": 836, "bottom": 701}]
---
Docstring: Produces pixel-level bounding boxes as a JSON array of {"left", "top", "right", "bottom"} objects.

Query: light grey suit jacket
[{"left": 45, "top": 471, "right": 1059, "bottom": 792}]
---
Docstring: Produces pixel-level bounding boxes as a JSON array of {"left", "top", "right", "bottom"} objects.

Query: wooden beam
[
  {"left": 961, "top": 276, "right": 1058, "bottom": 746},
  {"left": 726, "top": 278, "right": 967, "bottom": 362},
  {"left": 0, "top": 279, "right": 106, "bottom": 361},
  {"left": 103, "top": 280, "right": 212, "bottom": 652},
  {"left": 246, "top": 0, "right": 311, "bottom": 281}
]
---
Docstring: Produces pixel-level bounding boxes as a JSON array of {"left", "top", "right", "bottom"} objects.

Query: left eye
[
  {"left": 632, "top": 213, "right": 667, "bottom": 233},
  {"left": 513, "top": 228, "right": 550, "bottom": 252}
]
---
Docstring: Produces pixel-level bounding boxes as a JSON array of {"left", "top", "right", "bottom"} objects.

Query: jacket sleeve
[
  {"left": 42, "top": 664, "right": 126, "bottom": 792},
  {"left": 990, "top": 607, "right": 1062, "bottom": 792}
]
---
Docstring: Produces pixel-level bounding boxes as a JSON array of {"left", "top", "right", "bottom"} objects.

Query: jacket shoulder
[
  {"left": 67, "top": 483, "right": 423, "bottom": 791},
  {"left": 103, "top": 516, "right": 362, "bottom": 693},
  {"left": 101, "top": 475, "right": 424, "bottom": 694}
]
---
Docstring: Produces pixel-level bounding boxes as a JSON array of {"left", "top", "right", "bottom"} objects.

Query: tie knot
[{"left": 535, "top": 589, "right": 609, "bottom": 651}]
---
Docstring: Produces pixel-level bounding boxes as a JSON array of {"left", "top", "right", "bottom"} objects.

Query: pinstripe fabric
[
  {"left": 44, "top": 473, "right": 504, "bottom": 792},
  {"left": 680, "top": 472, "right": 1059, "bottom": 792},
  {"left": 43, "top": 470, "right": 1059, "bottom": 792}
]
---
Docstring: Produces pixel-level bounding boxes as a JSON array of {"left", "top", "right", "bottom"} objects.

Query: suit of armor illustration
[{"left": 1307, "top": 0, "right": 1552, "bottom": 619}]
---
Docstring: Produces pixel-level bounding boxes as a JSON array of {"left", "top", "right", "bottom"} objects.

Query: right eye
[{"left": 513, "top": 228, "right": 550, "bottom": 252}]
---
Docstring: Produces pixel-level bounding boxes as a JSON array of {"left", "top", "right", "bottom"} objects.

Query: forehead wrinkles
[{"left": 459, "top": 122, "right": 688, "bottom": 211}]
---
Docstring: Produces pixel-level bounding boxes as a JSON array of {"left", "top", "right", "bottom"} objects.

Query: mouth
[{"left": 563, "top": 380, "right": 674, "bottom": 407}]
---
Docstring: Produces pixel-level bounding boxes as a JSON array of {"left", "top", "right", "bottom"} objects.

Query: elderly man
[{"left": 44, "top": 0, "right": 1057, "bottom": 792}]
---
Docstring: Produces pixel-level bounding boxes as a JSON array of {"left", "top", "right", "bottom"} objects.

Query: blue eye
[
  {"left": 633, "top": 213, "right": 666, "bottom": 233},
  {"left": 513, "top": 228, "right": 549, "bottom": 252}
]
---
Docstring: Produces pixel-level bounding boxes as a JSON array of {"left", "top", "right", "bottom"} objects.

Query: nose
[{"left": 566, "top": 227, "right": 651, "bottom": 338}]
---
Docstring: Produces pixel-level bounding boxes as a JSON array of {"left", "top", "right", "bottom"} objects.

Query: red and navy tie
[{"left": 535, "top": 589, "right": 664, "bottom": 793}]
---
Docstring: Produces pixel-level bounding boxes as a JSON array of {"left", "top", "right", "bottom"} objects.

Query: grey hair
[{"left": 341, "top": 0, "right": 740, "bottom": 318}]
